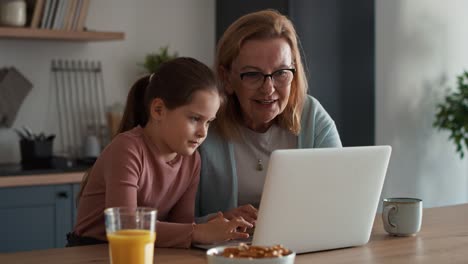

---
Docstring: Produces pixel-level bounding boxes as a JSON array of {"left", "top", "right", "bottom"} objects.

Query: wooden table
[{"left": 1, "top": 203, "right": 467, "bottom": 264}]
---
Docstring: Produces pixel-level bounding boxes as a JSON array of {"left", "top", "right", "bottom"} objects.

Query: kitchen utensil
[
  {"left": 0, "top": 67, "right": 32, "bottom": 127},
  {"left": 51, "top": 59, "right": 108, "bottom": 158}
]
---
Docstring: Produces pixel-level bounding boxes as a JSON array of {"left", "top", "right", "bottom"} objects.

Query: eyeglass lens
[{"left": 240, "top": 69, "right": 295, "bottom": 88}]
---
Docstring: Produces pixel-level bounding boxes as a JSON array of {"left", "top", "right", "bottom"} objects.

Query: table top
[{"left": 1, "top": 203, "right": 467, "bottom": 264}]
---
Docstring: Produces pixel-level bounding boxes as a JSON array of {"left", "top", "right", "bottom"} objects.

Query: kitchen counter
[
  {"left": 0, "top": 171, "right": 85, "bottom": 188},
  {"left": 0, "top": 162, "right": 87, "bottom": 188}
]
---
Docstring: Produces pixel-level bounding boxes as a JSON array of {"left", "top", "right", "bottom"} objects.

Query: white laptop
[{"left": 196, "top": 146, "right": 392, "bottom": 254}]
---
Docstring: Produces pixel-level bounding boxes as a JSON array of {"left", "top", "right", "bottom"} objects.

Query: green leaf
[
  {"left": 139, "top": 46, "right": 179, "bottom": 73},
  {"left": 434, "top": 70, "right": 468, "bottom": 159}
]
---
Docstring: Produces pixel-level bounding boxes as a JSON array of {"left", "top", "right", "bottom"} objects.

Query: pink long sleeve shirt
[{"left": 73, "top": 126, "right": 200, "bottom": 248}]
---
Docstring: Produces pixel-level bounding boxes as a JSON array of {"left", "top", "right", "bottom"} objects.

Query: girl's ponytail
[
  {"left": 76, "top": 75, "right": 150, "bottom": 207},
  {"left": 118, "top": 75, "right": 150, "bottom": 134}
]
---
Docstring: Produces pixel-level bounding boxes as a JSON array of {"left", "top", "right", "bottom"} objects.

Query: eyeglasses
[{"left": 239, "top": 68, "right": 296, "bottom": 89}]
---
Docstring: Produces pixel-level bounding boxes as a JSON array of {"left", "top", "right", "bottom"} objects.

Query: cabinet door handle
[{"left": 57, "top": 191, "right": 69, "bottom": 199}]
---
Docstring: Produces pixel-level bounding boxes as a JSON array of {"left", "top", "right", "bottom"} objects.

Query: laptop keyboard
[{"left": 193, "top": 237, "right": 252, "bottom": 250}]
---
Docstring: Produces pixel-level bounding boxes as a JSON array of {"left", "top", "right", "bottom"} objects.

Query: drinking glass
[{"left": 104, "top": 207, "right": 157, "bottom": 264}]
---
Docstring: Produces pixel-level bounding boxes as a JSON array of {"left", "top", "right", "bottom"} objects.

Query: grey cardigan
[{"left": 195, "top": 95, "right": 342, "bottom": 217}]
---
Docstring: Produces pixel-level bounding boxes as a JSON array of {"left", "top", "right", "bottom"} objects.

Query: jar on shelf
[{"left": 0, "top": 0, "right": 27, "bottom": 27}]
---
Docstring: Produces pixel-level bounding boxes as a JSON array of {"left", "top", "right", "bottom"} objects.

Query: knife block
[{"left": 19, "top": 139, "right": 54, "bottom": 169}]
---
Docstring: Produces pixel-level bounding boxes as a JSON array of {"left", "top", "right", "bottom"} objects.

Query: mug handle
[{"left": 383, "top": 204, "right": 397, "bottom": 231}]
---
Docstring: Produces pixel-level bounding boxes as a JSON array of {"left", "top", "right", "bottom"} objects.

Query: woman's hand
[
  {"left": 223, "top": 204, "right": 258, "bottom": 224},
  {"left": 192, "top": 212, "right": 253, "bottom": 245}
]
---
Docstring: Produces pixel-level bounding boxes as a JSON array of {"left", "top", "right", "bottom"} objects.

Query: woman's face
[{"left": 227, "top": 37, "right": 294, "bottom": 132}]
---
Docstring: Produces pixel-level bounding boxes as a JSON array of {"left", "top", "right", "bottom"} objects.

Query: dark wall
[
  {"left": 216, "top": 0, "right": 375, "bottom": 146},
  {"left": 290, "top": 1, "right": 342, "bottom": 126},
  {"left": 338, "top": 1, "right": 375, "bottom": 146},
  {"left": 215, "top": 1, "right": 289, "bottom": 40}
]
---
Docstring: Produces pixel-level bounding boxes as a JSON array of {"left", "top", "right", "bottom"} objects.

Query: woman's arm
[
  {"left": 314, "top": 121, "right": 342, "bottom": 148},
  {"left": 301, "top": 95, "right": 343, "bottom": 148}
]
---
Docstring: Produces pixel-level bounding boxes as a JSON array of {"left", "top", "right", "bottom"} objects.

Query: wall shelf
[{"left": 0, "top": 27, "right": 125, "bottom": 41}]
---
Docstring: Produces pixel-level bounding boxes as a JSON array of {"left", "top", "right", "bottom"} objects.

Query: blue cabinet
[
  {"left": 0, "top": 183, "right": 80, "bottom": 252},
  {"left": 72, "top": 183, "right": 81, "bottom": 227}
]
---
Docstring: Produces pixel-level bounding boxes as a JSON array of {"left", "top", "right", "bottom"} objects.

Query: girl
[{"left": 68, "top": 57, "right": 252, "bottom": 248}]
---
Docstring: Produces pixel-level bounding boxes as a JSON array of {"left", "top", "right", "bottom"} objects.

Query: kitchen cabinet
[
  {"left": 72, "top": 183, "right": 81, "bottom": 227},
  {"left": 0, "top": 183, "right": 81, "bottom": 252}
]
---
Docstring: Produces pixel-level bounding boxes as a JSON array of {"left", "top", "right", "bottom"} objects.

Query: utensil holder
[{"left": 20, "top": 139, "right": 54, "bottom": 169}]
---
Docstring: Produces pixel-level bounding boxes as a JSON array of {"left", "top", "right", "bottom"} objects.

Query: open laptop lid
[{"left": 252, "top": 146, "right": 391, "bottom": 253}]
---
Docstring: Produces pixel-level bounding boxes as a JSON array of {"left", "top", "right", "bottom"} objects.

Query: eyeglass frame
[{"left": 239, "top": 68, "right": 296, "bottom": 89}]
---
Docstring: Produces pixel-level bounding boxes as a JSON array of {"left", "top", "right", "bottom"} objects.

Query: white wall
[
  {"left": 376, "top": 0, "right": 468, "bottom": 208},
  {"left": 0, "top": 0, "right": 215, "bottom": 162}
]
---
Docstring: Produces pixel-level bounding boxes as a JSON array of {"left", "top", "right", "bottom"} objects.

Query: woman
[{"left": 196, "top": 10, "right": 342, "bottom": 223}]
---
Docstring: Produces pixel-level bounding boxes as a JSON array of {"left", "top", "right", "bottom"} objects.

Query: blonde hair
[{"left": 215, "top": 9, "right": 307, "bottom": 139}]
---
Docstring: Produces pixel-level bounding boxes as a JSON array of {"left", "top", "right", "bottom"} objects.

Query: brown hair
[
  {"left": 215, "top": 9, "right": 307, "bottom": 139},
  {"left": 77, "top": 57, "right": 219, "bottom": 206},
  {"left": 119, "top": 57, "right": 219, "bottom": 133}
]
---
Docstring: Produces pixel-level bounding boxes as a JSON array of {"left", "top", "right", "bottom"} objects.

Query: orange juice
[{"left": 107, "top": 229, "right": 156, "bottom": 264}]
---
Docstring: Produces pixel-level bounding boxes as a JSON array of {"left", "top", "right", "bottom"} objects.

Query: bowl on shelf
[{"left": 206, "top": 244, "right": 295, "bottom": 264}]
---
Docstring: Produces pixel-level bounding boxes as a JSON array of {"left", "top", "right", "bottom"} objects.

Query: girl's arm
[
  {"left": 166, "top": 156, "right": 201, "bottom": 223},
  {"left": 103, "top": 139, "right": 141, "bottom": 209},
  {"left": 156, "top": 156, "right": 201, "bottom": 248},
  {"left": 161, "top": 154, "right": 253, "bottom": 247}
]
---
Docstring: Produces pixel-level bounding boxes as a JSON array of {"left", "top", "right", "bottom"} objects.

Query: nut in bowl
[{"left": 206, "top": 243, "right": 296, "bottom": 264}]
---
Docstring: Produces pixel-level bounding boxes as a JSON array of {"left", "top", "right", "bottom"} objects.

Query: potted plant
[
  {"left": 140, "top": 46, "right": 178, "bottom": 73},
  {"left": 433, "top": 70, "right": 468, "bottom": 158}
]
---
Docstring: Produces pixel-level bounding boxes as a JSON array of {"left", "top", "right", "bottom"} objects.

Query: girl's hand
[
  {"left": 192, "top": 212, "right": 253, "bottom": 244},
  {"left": 223, "top": 204, "right": 258, "bottom": 224}
]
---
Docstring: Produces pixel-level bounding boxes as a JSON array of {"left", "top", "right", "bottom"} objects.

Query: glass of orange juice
[{"left": 104, "top": 207, "right": 157, "bottom": 264}]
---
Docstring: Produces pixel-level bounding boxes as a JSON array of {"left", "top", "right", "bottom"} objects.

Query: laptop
[{"left": 196, "top": 146, "right": 392, "bottom": 254}]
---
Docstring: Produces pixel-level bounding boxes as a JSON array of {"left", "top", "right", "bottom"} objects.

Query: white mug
[
  {"left": 83, "top": 135, "right": 101, "bottom": 158},
  {"left": 382, "top": 197, "right": 422, "bottom": 236},
  {"left": 0, "top": 0, "right": 26, "bottom": 27}
]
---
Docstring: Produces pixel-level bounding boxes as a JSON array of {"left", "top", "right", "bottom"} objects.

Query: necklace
[{"left": 242, "top": 126, "right": 274, "bottom": 172}]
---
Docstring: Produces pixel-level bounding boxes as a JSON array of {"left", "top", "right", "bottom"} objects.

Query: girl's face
[
  {"left": 226, "top": 37, "right": 294, "bottom": 132},
  {"left": 153, "top": 89, "right": 220, "bottom": 158}
]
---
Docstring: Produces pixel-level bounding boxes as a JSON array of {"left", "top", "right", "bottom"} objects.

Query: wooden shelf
[{"left": 0, "top": 27, "right": 125, "bottom": 41}]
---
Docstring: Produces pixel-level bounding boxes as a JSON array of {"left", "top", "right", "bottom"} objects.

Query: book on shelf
[
  {"left": 75, "top": 0, "right": 90, "bottom": 31},
  {"left": 30, "top": 0, "right": 45, "bottom": 28},
  {"left": 63, "top": 0, "right": 77, "bottom": 31},
  {"left": 40, "top": 0, "right": 51, "bottom": 28},
  {"left": 41, "top": 0, "right": 56, "bottom": 29},
  {"left": 30, "top": 0, "right": 89, "bottom": 31},
  {"left": 70, "top": 0, "right": 82, "bottom": 30},
  {"left": 52, "top": 0, "right": 68, "bottom": 30},
  {"left": 47, "top": 0, "right": 60, "bottom": 29}
]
